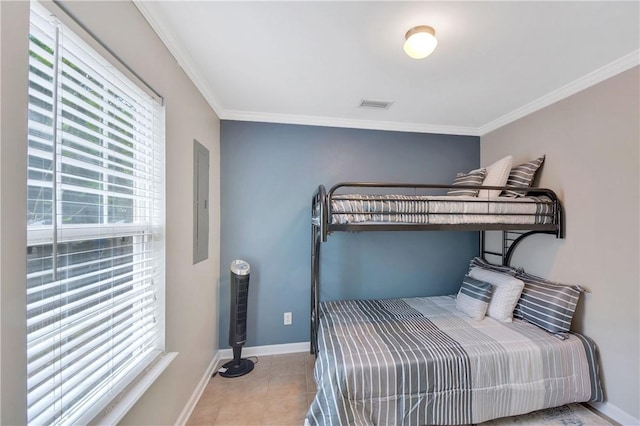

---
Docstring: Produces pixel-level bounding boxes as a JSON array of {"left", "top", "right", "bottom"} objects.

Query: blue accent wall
[{"left": 220, "top": 121, "right": 480, "bottom": 347}]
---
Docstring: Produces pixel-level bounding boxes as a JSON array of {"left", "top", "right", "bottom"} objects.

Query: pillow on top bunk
[
  {"left": 469, "top": 266, "right": 524, "bottom": 322},
  {"left": 456, "top": 275, "right": 493, "bottom": 320},
  {"left": 477, "top": 155, "right": 513, "bottom": 199},
  {"left": 502, "top": 155, "right": 546, "bottom": 197},
  {"left": 513, "top": 271, "right": 584, "bottom": 339},
  {"left": 447, "top": 168, "right": 487, "bottom": 197}
]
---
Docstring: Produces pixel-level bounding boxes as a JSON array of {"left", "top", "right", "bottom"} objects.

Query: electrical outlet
[{"left": 284, "top": 312, "right": 292, "bottom": 326}]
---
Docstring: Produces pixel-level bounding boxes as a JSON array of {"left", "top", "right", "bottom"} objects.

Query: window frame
[{"left": 26, "top": 2, "right": 172, "bottom": 424}]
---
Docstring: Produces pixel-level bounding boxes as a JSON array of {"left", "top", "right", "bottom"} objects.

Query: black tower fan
[{"left": 219, "top": 259, "right": 254, "bottom": 378}]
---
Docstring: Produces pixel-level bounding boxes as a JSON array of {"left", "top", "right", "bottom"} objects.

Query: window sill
[{"left": 93, "top": 352, "right": 178, "bottom": 425}]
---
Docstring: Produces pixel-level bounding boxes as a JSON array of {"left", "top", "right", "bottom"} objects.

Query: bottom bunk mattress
[{"left": 306, "top": 296, "right": 603, "bottom": 426}]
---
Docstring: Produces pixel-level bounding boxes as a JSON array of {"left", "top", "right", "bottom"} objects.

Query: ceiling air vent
[{"left": 359, "top": 99, "right": 393, "bottom": 110}]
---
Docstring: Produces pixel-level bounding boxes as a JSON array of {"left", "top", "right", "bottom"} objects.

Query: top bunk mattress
[{"left": 329, "top": 194, "right": 555, "bottom": 225}]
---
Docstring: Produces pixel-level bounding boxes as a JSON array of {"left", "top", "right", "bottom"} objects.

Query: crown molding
[
  {"left": 222, "top": 110, "right": 481, "bottom": 136},
  {"left": 479, "top": 50, "right": 640, "bottom": 136},
  {"left": 133, "top": 1, "right": 225, "bottom": 118},
  {"left": 134, "top": 0, "right": 479, "bottom": 136},
  {"left": 134, "top": 4, "right": 637, "bottom": 138}
]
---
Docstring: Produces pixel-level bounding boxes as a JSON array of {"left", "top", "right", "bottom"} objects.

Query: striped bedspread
[
  {"left": 330, "top": 194, "right": 554, "bottom": 225},
  {"left": 306, "top": 296, "right": 603, "bottom": 426}
]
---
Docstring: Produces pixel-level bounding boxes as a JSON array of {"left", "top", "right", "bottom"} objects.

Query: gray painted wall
[
  {"left": 220, "top": 121, "right": 480, "bottom": 347},
  {"left": 1, "top": 2, "right": 222, "bottom": 424},
  {"left": 481, "top": 67, "right": 639, "bottom": 423}
]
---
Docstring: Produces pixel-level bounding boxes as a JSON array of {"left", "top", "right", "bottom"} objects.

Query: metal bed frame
[{"left": 310, "top": 182, "right": 564, "bottom": 354}]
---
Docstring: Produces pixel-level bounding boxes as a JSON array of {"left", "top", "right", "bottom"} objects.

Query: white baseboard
[
  {"left": 217, "top": 341, "right": 311, "bottom": 364},
  {"left": 174, "top": 352, "right": 221, "bottom": 426},
  {"left": 589, "top": 401, "right": 639, "bottom": 426}
]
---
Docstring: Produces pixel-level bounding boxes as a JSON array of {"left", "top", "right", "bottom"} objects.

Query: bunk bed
[
  {"left": 310, "top": 181, "right": 565, "bottom": 355},
  {"left": 307, "top": 181, "right": 603, "bottom": 426}
]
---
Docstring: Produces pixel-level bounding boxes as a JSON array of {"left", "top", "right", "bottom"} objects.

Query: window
[{"left": 26, "top": 3, "right": 165, "bottom": 424}]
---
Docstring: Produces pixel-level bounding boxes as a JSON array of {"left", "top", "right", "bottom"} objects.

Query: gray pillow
[
  {"left": 456, "top": 275, "right": 493, "bottom": 320},
  {"left": 447, "top": 168, "right": 486, "bottom": 197},
  {"left": 513, "top": 271, "right": 583, "bottom": 339},
  {"left": 469, "top": 256, "right": 517, "bottom": 276},
  {"left": 503, "top": 155, "right": 545, "bottom": 197},
  {"left": 469, "top": 256, "right": 582, "bottom": 338}
]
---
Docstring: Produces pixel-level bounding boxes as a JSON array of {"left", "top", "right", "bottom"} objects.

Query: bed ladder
[{"left": 480, "top": 229, "right": 557, "bottom": 267}]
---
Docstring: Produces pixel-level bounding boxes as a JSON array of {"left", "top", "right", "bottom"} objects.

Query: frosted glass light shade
[{"left": 403, "top": 25, "right": 438, "bottom": 59}]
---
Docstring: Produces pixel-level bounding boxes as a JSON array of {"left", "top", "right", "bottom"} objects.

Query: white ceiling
[{"left": 136, "top": 1, "right": 639, "bottom": 136}]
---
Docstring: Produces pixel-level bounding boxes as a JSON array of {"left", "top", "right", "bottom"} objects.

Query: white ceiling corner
[
  {"left": 478, "top": 50, "right": 640, "bottom": 135},
  {"left": 134, "top": 0, "right": 226, "bottom": 118},
  {"left": 135, "top": 1, "right": 640, "bottom": 137}
]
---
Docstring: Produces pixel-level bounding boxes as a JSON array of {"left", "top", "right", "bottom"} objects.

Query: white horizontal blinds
[
  {"left": 27, "top": 6, "right": 57, "bottom": 236},
  {"left": 27, "top": 3, "right": 165, "bottom": 425}
]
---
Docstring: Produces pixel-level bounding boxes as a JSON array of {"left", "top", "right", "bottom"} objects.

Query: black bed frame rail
[{"left": 310, "top": 182, "right": 564, "bottom": 355}]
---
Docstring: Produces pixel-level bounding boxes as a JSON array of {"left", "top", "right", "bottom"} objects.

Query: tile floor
[
  {"left": 187, "top": 352, "right": 316, "bottom": 426},
  {"left": 187, "top": 352, "right": 616, "bottom": 426}
]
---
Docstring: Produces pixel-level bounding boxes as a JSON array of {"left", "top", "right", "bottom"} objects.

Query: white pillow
[
  {"left": 477, "top": 155, "right": 513, "bottom": 199},
  {"left": 469, "top": 266, "right": 524, "bottom": 322}
]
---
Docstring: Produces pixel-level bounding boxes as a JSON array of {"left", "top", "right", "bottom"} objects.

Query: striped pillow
[
  {"left": 503, "top": 155, "right": 545, "bottom": 197},
  {"left": 469, "top": 256, "right": 517, "bottom": 276},
  {"left": 456, "top": 275, "right": 493, "bottom": 320},
  {"left": 513, "top": 272, "right": 583, "bottom": 339},
  {"left": 447, "top": 168, "right": 486, "bottom": 197}
]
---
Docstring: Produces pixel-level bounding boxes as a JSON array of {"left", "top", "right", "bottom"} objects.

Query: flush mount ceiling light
[{"left": 403, "top": 25, "right": 438, "bottom": 59}]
